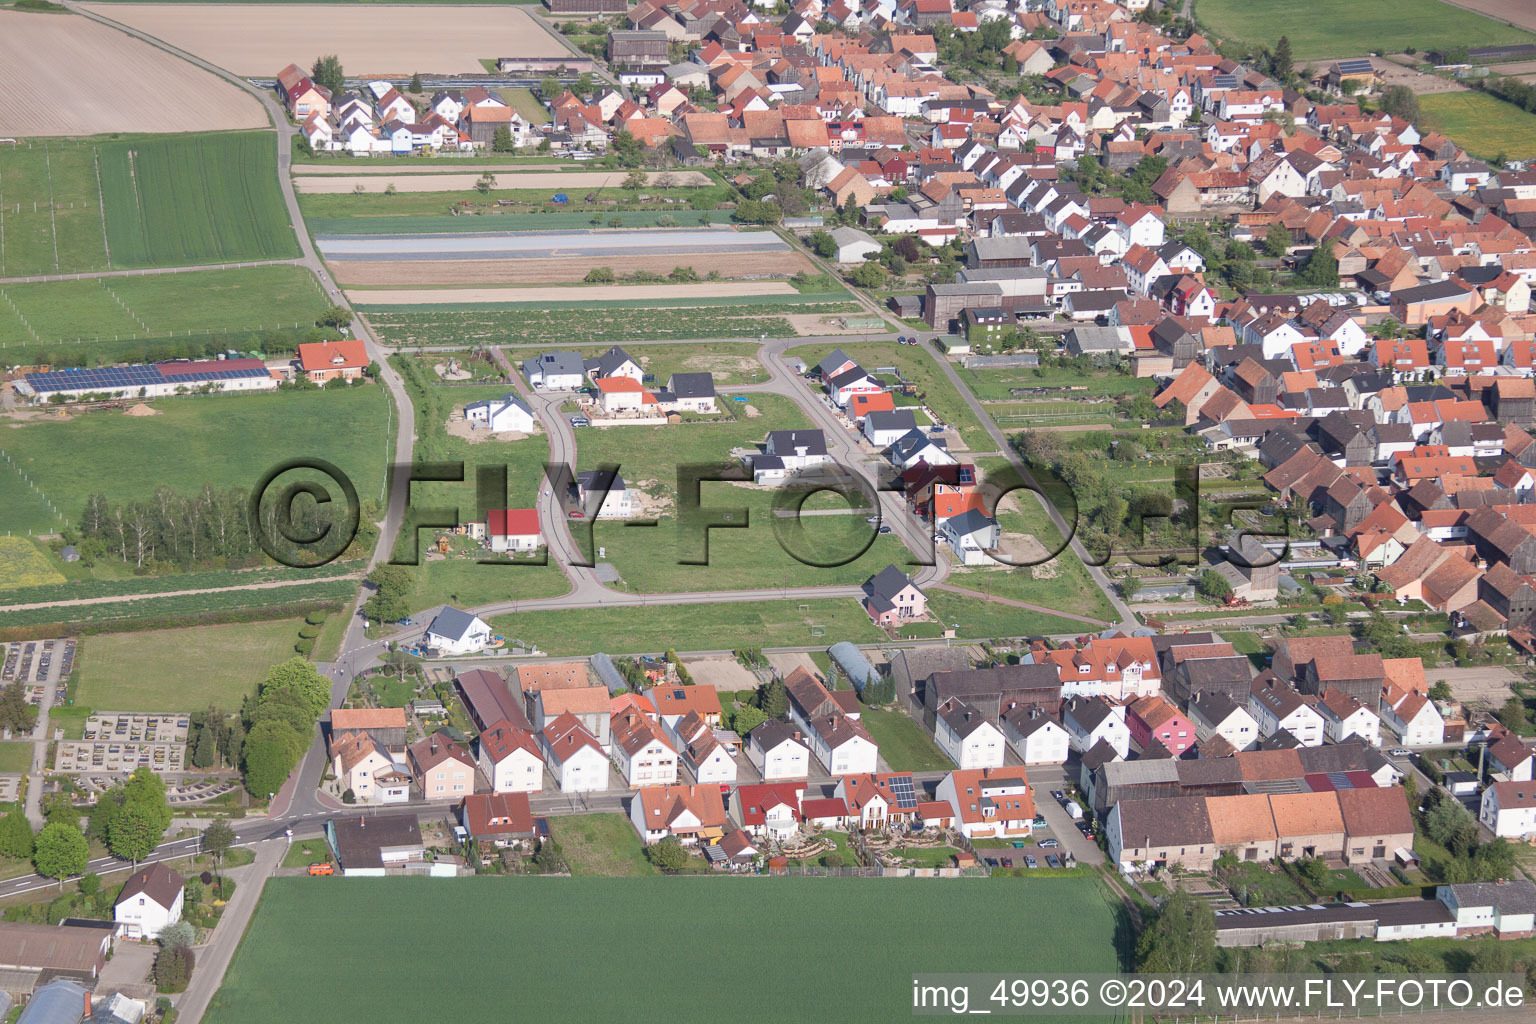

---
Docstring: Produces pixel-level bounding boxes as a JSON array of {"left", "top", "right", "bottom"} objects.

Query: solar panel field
[
  {"left": 0, "top": 265, "right": 332, "bottom": 358},
  {"left": 97, "top": 132, "right": 299, "bottom": 267}
]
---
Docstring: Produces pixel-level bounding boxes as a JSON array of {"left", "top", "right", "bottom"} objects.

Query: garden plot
[
  {"left": 317, "top": 227, "right": 789, "bottom": 262},
  {"left": 0, "top": 11, "right": 265, "bottom": 136},
  {"left": 330, "top": 251, "right": 812, "bottom": 287},
  {"left": 81, "top": 4, "right": 564, "bottom": 75},
  {"left": 350, "top": 282, "right": 798, "bottom": 304},
  {"left": 293, "top": 170, "right": 713, "bottom": 193}
]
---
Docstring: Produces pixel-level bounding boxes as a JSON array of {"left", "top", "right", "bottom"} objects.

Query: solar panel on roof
[
  {"left": 886, "top": 775, "right": 917, "bottom": 809},
  {"left": 1336, "top": 59, "right": 1374, "bottom": 74},
  {"left": 1326, "top": 770, "right": 1355, "bottom": 789}
]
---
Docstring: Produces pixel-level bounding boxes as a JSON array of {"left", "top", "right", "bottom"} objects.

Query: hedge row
[{"left": 0, "top": 596, "right": 350, "bottom": 642}]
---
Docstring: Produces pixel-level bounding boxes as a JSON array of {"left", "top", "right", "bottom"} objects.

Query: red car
[{"left": 567, "top": 510, "right": 586, "bottom": 519}]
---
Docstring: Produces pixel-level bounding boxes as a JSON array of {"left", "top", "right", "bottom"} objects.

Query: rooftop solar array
[
  {"left": 1335, "top": 59, "right": 1374, "bottom": 75},
  {"left": 886, "top": 774, "right": 918, "bottom": 810},
  {"left": 24, "top": 362, "right": 268, "bottom": 394}
]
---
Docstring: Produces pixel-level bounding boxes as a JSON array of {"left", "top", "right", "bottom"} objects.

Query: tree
[
  {"left": 0, "top": 812, "right": 34, "bottom": 860},
  {"left": 622, "top": 170, "right": 647, "bottom": 190},
  {"left": 315, "top": 304, "right": 351, "bottom": 330},
  {"left": 1118, "top": 576, "right": 1141, "bottom": 602},
  {"left": 310, "top": 55, "right": 344, "bottom": 99},
  {"left": 192, "top": 726, "right": 216, "bottom": 769},
  {"left": 729, "top": 703, "right": 768, "bottom": 737},
  {"left": 821, "top": 852, "right": 845, "bottom": 868},
  {"left": 33, "top": 822, "right": 88, "bottom": 885},
  {"left": 85, "top": 790, "right": 120, "bottom": 847},
  {"left": 43, "top": 793, "right": 79, "bottom": 828},
  {"left": 756, "top": 678, "right": 788, "bottom": 718},
  {"left": 1297, "top": 244, "right": 1339, "bottom": 288},
  {"left": 1426, "top": 680, "right": 1452, "bottom": 703},
  {"left": 0, "top": 681, "right": 37, "bottom": 735},
  {"left": 644, "top": 836, "right": 689, "bottom": 873},
  {"left": 1273, "top": 36, "right": 1294, "bottom": 81},
  {"left": 242, "top": 725, "right": 300, "bottom": 798},
  {"left": 1379, "top": 85, "right": 1420, "bottom": 124},
  {"left": 110, "top": 767, "right": 173, "bottom": 865},
  {"left": 157, "top": 921, "right": 196, "bottom": 951},
  {"left": 1197, "top": 569, "right": 1233, "bottom": 602},
  {"left": 153, "top": 946, "right": 195, "bottom": 993},
  {"left": 491, "top": 125, "right": 514, "bottom": 153},
  {"left": 850, "top": 261, "right": 886, "bottom": 289},
  {"left": 1497, "top": 696, "right": 1527, "bottom": 732},
  {"left": 1263, "top": 224, "right": 1292, "bottom": 258},
  {"left": 539, "top": 75, "right": 560, "bottom": 99},
  {"left": 409, "top": 72, "right": 423, "bottom": 94},
  {"left": 202, "top": 819, "right": 235, "bottom": 894},
  {"left": 363, "top": 564, "right": 413, "bottom": 623},
  {"left": 260, "top": 658, "right": 330, "bottom": 720},
  {"left": 584, "top": 266, "right": 616, "bottom": 283},
  {"left": 475, "top": 171, "right": 497, "bottom": 196},
  {"left": 808, "top": 229, "right": 837, "bottom": 259},
  {"left": 1136, "top": 888, "right": 1218, "bottom": 972}
]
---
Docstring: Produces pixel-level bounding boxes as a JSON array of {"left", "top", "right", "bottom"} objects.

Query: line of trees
[{"left": 240, "top": 658, "right": 331, "bottom": 798}]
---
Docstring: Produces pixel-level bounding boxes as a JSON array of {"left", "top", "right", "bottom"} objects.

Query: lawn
[
  {"left": 0, "top": 538, "right": 64, "bottom": 590},
  {"left": 1217, "top": 860, "right": 1312, "bottom": 907},
  {"left": 1196, "top": 0, "right": 1535, "bottom": 59},
  {"left": 281, "top": 839, "right": 333, "bottom": 870},
  {"left": 97, "top": 132, "right": 298, "bottom": 267},
  {"left": 1417, "top": 91, "right": 1536, "bottom": 162},
  {"left": 0, "top": 265, "right": 334, "bottom": 354},
  {"left": 0, "top": 140, "right": 108, "bottom": 277},
  {"left": 0, "top": 744, "right": 31, "bottom": 773},
  {"left": 858, "top": 706, "right": 951, "bottom": 771},
  {"left": 547, "top": 813, "right": 654, "bottom": 877},
  {"left": 72, "top": 619, "right": 306, "bottom": 711},
  {"left": 488, "top": 598, "right": 886, "bottom": 656},
  {"left": 923, "top": 590, "right": 1101, "bottom": 640},
  {"left": 1, "top": 384, "right": 391, "bottom": 537},
  {"left": 958, "top": 364, "right": 1157, "bottom": 402},
  {"left": 788, "top": 341, "right": 993, "bottom": 450},
  {"left": 204, "top": 875, "right": 1123, "bottom": 1024},
  {"left": 498, "top": 88, "right": 549, "bottom": 125}
]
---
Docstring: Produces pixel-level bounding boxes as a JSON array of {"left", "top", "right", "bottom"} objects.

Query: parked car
[
  {"left": 1389, "top": 748, "right": 1412, "bottom": 758},
  {"left": 1050, "top": 790, "right": 1064, "bottom": 802},
  {"left": 569, "top": 415, "right": 589, "bottom": 427},
  {"left": 568, "top": 510, "right": 586, "bottom": 519},
  {"left": 1077, "top": 821, "right": 1095, "bottom": 840},
  {"left": 1038, "top": 838, "right": 1059, "bottom": 849},
  {"left": 308, "top": 863, "right": 334, "bottom": 876},
  {"left": 1032, "top": 815, "right": 1047, "bottom": 828},
  {"left": 1024, "top": 854, "right": 1038, "bottom": 869},
  {"left": 878, "top": 525, "right": 892, "bottom": 534},
  {"left": 1045, "top": 854, "right": 1062, "bottom": 869}
]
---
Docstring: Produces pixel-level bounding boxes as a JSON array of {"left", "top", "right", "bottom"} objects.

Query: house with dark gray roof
[
  {"left": 326, "top": 814, "right": 425, "bottom": 875},
  {"left": 584, "top": 346, "right": 642, "bottom": 382},
  {"left": 864, "top": 408, "right": 917, "bottom": 446},
  {"left": 863, "top": 564, "right": 926, "bottom": 624},
  {"left": 522, "top": 350, "right": 586, "bottom": 390},
  {"left": 425, "top": 606, "right": 492, "bottom": 656},
  {"left": 658, "top": 372, "right": 716, "bottom": 414}
]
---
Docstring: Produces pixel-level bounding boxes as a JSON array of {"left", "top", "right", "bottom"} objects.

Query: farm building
[
  {"left": 828, "top": 641, "right": 878, "bottom": 691},
  {"left": 17, "top": 360, "right": 278, "bottom": 404},
  {"left": 542, "top": 0, "right": 624, "bottom": 12}
]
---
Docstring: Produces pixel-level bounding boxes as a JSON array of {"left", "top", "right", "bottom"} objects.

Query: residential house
[
  {"left": 1479, "top": 781, "right": 1536, "bottom": 839},
  {"left": 298, "top": 339, "right": 368, "bottom": 385},
  {"left": 783, "top": 668, "right": 879, "bottom": 775},
  {"left": 863, "top": 563, "right": 927, "bottom": 624},
  {"left": 935, "top": 768, "right": 1036, "bottom": 840},
  {"left": 731, "top": 783, "right": 804, "bottom": 841},
  {"left": 540, "top": 712, "right": 610, "bottom": 792},
  {"left": 745, "top": 721, "right": 812, "bottom": 781},
  {"left": 611, "top": 707, "right": 679, "bottom": 788},
  {"left": 464, "top": 393, "right": 534, "bottom": 433},
  {"left": 113, "top": 864, "right": 184, "bottom": 940},
  {"left": 408, "top": 732, "right": 475, "bottom": 800},
  {"left": 1061, "top": 697, "right": 1131, "bottom": 758},
  {"left": 477, "top": 719, "right": 544, "bottom": 794},
  {"left": 939, "top": 507, "right": 999, "bottom": 565},
  {"left": 1187, "top": 691, "right": 1259, "bottom": 752},
  {"left": 487, "top": 508, "right": 541, "bottom": 554},
  {"left": 522, "top": 351, "right": 587, "bottom": 390},
  {"left": 424, "top": 607, "right": 492, "bottom": 656},
  {"left": 458, "top": 792, "right": 535, "bottom": 847},
  {"left": 1317, "top": 687, "right": 1381, "bottom": 747},
  {"left": 1126, "top": 695, "right": 1196, "bottom": 756},
  {"left": 330, "top": 730, "right": 408, "bottom": 805},
  {"left": 1000, "top": 706, "right": 1070, "bottom": 765},
  {"left": 1248, "top": 676, "right": 1325, "bottom": 747},
  {"left": 630, "top": 784, "right": 728, "bottom": 845},
  {"left": 574, "top": 469, "right": 634, "bottom": 519},
  {"left": 935, "top": 697, "right": 1007, "bottom": 769}
]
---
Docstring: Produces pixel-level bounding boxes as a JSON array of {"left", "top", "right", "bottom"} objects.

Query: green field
[
  {"left": 205, "top": 875, "right": 1123, "bottom": 1024},
  {"left": 364, "top": 299, "right": 859, "bottom": 346},
  {"left": 299, "top": 184, "right": 730, "bottom": 222},
  {"left": 1196, "top": 0, "right": 1535, "bottom": 59},
  {"left": 0, "top": 265, "right": 331, "bottom": 355},
  {"left": 958, "top": 364, "right": 1157, "bottom": 402},
  {"left": 858, "top": 706, "right": 951, "bottom": 770},
  {"left": 0, "top": 134, "right": 297, "bottom": 276},
  {"left": 498, "top": 88, "right": 549, "bottom": 125},
  {"left": 309, "top": 210, "right": 736, "bottom": 234},
  {"left": 1418, "top": 91, "right": 1536, "bottom": 161},
  {"left": 489, "top": 598, "right": 885, "bottom": 655},
  {"left": 0, "top": 384, "right": 390, "bottom": 536},
  {"left": 72, "top": 619, "right": 307, "bottom": 711},
  {"left": 923, "top": 591, "right": 1101, "bottom": 640},
  {"left": 97, "top": 133, "right": 298, "bottom": 267}
]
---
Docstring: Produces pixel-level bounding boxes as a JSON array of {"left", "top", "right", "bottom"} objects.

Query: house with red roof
[
  {"left": 730, "top": 783, "right": 805, "bottom": 841},
  {"left": 935, "top": 767, "right": 1035, "bottom": 840},
  {"left": 298, "top": 339, "right": 368, "bottom": 385},
  {"left": 458, "top": 792, "right": 534, "bottom": 847},
  {"left": 487, "top": 509, "right": 540, "bottom": 553},
  {"left": 1126, "top": 695, "right": 1195, "bottom": 756},
  {"left": 594, "top": 375, "right": 660, "bottom": 415}
]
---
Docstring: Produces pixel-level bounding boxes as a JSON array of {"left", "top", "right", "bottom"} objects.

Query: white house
[
  {"left": 330, "top": 731, "right": 406, "bottom": 804},
  {"left": 540, "top": 713, "right": 610, "bottom": 793},
  {"left": 1379, "top": 687, "right": 1446, "bottom": 747},
  {"left": 1436, "top": 880, "right": 1536, "bottom": 937},
  {"left": 1186, "top": 692, "right": 1259, "bottom": 752},
  {"left": 731, "top": 783, "right": 803, "bottom": 841},
  {"left": 487, "top": 509, "right": 541, "bottom": 554},
  {"left": 465, "top": 394, "right": 534, "bottom": 433},
  {"left": 745, "top": 721, "right": 811, "bottom": 781},
  {"left": 1479, "top": 781, "right": 1536, "bottom": 839},
  {"left": 424, "top": 607, "right": 493, "bottom": 655},
  {"left": 522, "top": 351, "right": 586, "bottom": 390},
  {"left": 940, "top": 508, "right": 999, "bottom": 566},
  {"left": 784, "top": 669, "right": 879, "bottom": 776},
  {"left": 888, "top": 429, "right": 955, "bottom": 470},
  {"left": 113, "top": 863, "right": 185, "bottom": 940},
  {"left": 863, "top": 409, "right": 918, "bottom": 447},
  {"left": 659, "top": 372, "right": 717, "bottom": 414},
  {"left": 764, "top": 430, "right": 832, "bottom": 473},
  {"left": 826, "top": 365, "right": 885, "bottom": 407},
  {"left": 1000, "top": 706, "right": 1070, "bottom": 765},
  {"left": 1248, "top": 677, "right": 1326, "bottom": 747},
  {"left": 935, "top": 768, "right": 1036, "bottom": 840},
  {"left": 1318, "top": 688, "right": 1381, "bottom": 747},
  {"left": 629, "top": 784, "right": 728, "bottom": 845},
  {"left": 1061, "top": 697, "right": 1130, "bottom": 757},
  {"left": 934, "top": 697, "right": 1006, "bottom": 770},
  {"left": 611, "top": 709, "right": 679, "bottom": 789},
  {"left": 477, "top": 719, "right": 544, "bottom": 794},
  {"left": 585, "top": 346, "right": 643, "bottom": 382},
  {"left": 575, "top": 469, "right": 634, "bottom": 519}
]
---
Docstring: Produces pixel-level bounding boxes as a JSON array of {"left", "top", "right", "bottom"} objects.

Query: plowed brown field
[{"left": 329, "top": 250, "right": 814, "bottom": 286}]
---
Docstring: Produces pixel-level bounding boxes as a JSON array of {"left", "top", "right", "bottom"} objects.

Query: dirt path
[
  {"left": 0, "top": 572, "right": 364, "bottom": 613},
  {"left": 932, "top": 582, "right": 1110, "bottom": 626},
  {"left": 347, "top": 281, "right": 799, "bottom": 304}
]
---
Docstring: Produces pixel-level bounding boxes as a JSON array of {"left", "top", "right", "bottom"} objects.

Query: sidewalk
[{"left": 172, "top": 838, "right": 284, "bottom": 1024}]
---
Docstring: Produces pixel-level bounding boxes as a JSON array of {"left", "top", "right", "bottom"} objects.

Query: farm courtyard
[{"left": 204, "top": 876, "right": 1124, "bottom": 1024}]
